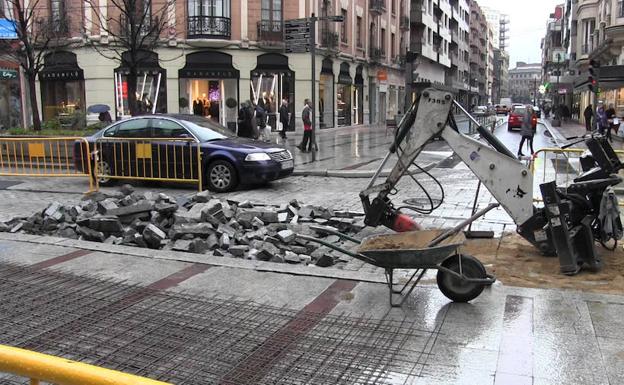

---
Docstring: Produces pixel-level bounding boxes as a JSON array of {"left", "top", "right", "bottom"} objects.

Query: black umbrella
[{"left": 87, "top": 104, "right": 110, "bottom": 113}]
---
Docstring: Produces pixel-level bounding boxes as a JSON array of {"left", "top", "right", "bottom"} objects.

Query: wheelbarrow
[{"left": 297, "top": 203, "right": 498, "bottom": 307}]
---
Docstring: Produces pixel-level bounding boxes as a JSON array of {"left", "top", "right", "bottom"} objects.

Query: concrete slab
[
  {"left": 51, "top": 251, "right": 191, "bottom": 285},
  {"left": 175, "top": 266, "right": 337, "bottom": 308},
  {"left": 0, "top": 240, "right": 80, "bottom": 265}
]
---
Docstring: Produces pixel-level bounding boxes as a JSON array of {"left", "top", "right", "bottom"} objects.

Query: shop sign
[
  {"left": 0, "top": 19, "right": 17, "bottom": 39},
  {"left": 0, "top": 70, "right": 17, "bottom": 80},
  {"left": 179, "top": 69, "right": 238, "bottom": 79},
  {"left": 558, "top": 88, "right": 567, "bottom": 94},
  {"left": 377, "top": 70, "right": 388, "bottom": 81},
  {"left": 40, "top": 70, "right": 82, "bottom": 81}
]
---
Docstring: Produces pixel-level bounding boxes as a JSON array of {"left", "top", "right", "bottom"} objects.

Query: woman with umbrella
[{"left": 88, "top": 104, "right": 112, "bottom": 124}]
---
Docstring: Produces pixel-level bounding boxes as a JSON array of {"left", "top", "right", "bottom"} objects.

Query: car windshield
[
  {"left": 178, "top": 115, "right": 236, "bottom": 142},
  {"left": 513, "top": 107, "right": 526, "bottom": 115}
]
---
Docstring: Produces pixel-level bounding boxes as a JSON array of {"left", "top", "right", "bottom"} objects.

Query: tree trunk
[
  {"left": 127, "top": 70, "right": 139, "bottom": 116},
  {"left": 27, "top": 72, "right": 41, "bottom": 131}
]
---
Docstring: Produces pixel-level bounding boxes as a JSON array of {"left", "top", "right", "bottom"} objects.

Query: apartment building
[
  {"left": 8, "top": 0, "right": 410, "bottom": 131},
  {"left": 407, "top": 0, "right": 452, "bottom": 98},
  {"left": 468, "top": 0, "right": 487, "bottom": 105},
  {"left": 566, "top": 0, "right": 624, "bottom": 124},
  {"left": 0, "top": 1, "right": 24, "bottom": 130},
  {"left": 444, "top": 0, "right": 470, "bottom": 105},
  {"left": 481, "top": 6, "right": 510, "bottom": 103}
]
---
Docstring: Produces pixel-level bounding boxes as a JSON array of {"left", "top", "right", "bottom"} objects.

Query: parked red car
[{"left": 507, "top": 105, "right": 537, "bottom": 131}]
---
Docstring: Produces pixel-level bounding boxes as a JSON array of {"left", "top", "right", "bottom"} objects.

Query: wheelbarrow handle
[
  {"left": 428, "top": 202, "right": 500, "bottom": 247},
  {"left": 295, "top": 233, "right": 378, "bottom": 265},
  {"left": 308, "top": 225, "right": 362, "bottom": 244}
]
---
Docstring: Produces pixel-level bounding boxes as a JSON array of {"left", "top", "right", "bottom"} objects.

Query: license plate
[{"left": 281, "top": 160, "right": 294, "bottom": 169}]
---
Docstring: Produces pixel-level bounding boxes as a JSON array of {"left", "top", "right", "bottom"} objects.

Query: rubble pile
[{"left": 0, "top": 185, "right": 367, "bottom": 267}]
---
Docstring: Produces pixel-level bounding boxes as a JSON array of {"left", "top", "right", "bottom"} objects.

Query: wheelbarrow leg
[{"left": 385, "top": 268, "right": 428, "bottom": 307}]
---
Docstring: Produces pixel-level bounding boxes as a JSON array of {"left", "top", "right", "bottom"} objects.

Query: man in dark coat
[
  {"left": 584, "top": 104, "right": 593, "bottom": 131},
  {"left": 237, "top": 101, "right": 254, "bottom": 138},
  {"left": 278, "top": 99, "right": 289, "bottom": 139}
]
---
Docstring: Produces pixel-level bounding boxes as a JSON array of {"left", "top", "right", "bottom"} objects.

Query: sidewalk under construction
[{"left": 0, "top": 234, "right": 623, "bottom": 385}]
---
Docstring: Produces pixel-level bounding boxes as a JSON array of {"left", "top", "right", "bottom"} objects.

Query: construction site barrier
[
  {"left": 0, "top": 137, "right": 96, "bottom": 193},
  {"left": 0, "top": 344, "right": 171, "bottom": 385},
  {"left": 94, "top": 137, "right": 203, "bottom": 192},
  {"left": 529, "top": 147, "right": 624, "bottom": 204}
]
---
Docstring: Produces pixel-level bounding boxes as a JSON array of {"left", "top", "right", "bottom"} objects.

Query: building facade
[
  {"left": 24, "top": 0, "right": 409, "bottom": 131},
  {"left": 482, "top": 5, "right": 509, "bottom": 104},
  {"left": 565, "top": 0, "right": 624, "bottom": 125},
  {"left": 509, "top": 62, "right": 542, "bottom": 104},
  {"left": 468, "top": 1, "right": 488, "bottom": 105},
  {"left": 407, "top": 0, "right": 452, "bottom": 101},
  {"left": 541, "top": 3, "right": 575, "bottom": 112},
  {"left": 444, "top": 0, "right": 470, "bottom": 106}
]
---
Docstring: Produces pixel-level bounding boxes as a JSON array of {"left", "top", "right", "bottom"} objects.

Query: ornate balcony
[
  {"left": 187, "top": 16, "right": 231, "bottom": 39},
  {"left": 399, "top": 15, "right": 410, "bottom": 30},
  {"left": 257, "top": 20, "right": 283, "bottom": 47},
  {"left": 370, "top": 0, "right": 386, "bottom": 15},
  {"left": 370, "top": 47, "right": 384, "bottom": 63},
  {"left": 320, "top": 30, "right": 339, "bottom": 49}
]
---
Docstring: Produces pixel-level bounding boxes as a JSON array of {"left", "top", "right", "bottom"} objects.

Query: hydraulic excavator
[{"left": 360, "top": 85, "right": 623, "bottom": 275}]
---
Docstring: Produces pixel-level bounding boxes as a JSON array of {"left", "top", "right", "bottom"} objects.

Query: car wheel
[
  {"left": 206, "top": 160, "right": 238, "bottom": 192},
  {"left": 95, "top": 159, "right": 116, "bottom": 186}
]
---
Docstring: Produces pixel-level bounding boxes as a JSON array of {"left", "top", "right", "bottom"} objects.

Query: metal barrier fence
[
  {"left": 0, "top": 344, "right": 171, "bottom": 385},
  {"left": 0, "top": 137, "right": 96, "bottom": 193},
  {"left": 94, "top": 137, "right": 203, "bottom": 191},
  {"left": 529, "top": 147, "right": 624, "bottom": 204}
]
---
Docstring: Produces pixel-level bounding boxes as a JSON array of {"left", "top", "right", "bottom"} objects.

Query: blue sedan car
[{"left": 75, "top": 114, "right": 294, "bottom": 192}]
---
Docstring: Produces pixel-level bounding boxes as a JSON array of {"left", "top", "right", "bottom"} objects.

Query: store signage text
[{"left": 0, "top": 70, "right": 17, "bottom": 80}]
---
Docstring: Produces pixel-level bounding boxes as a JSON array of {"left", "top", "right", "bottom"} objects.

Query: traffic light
[{"left": 588, "top": 59, "right": 600, "bottom": 92}]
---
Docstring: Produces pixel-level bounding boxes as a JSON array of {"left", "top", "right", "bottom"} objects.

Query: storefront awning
[
  {"left": 354, "top": 65, "right": 364, "bottom": 85},
  {"left": 252, "top": 53, "right": 292, "bottom": 75},
  {"left": 338, "top": 62, "right": 351, "bottom": 85},
  {"left": 39, "top": 51, "right": 84, "bottom": 81},
  {"left": 179, "top": 51, "right": 240, "bottom": 79},
  {"left": 115, "top": 50, "right": 163, "bottom": 75}
]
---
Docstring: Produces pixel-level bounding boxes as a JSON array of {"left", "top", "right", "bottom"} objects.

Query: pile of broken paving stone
[{"left": 0, "top": 185, "right": 368, "bottom": 267}]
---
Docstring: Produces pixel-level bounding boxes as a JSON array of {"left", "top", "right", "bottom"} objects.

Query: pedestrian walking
[
  {"left": 278, "top": 99, "right": 289, "bottom": 139},
  {"left": 606, "top": 103, "right": 617, "bottom": 142},
  {"left": 237, "top": 100, "right": 254, "bottom": 139},
  {"left": 255, "top": 97, "right": 268, "bottom": 141},
  {"left": 297, "top": 99, "right": 313, "bottom": 152},
  {"left": 517, "top": 106, "right": 535, "bottom": 158},
  {"left": 597, "top": 102, "right": 608, "bottom": 138},
  {"left": 584, "top": 104, "right": 593, "bottom": 131}
]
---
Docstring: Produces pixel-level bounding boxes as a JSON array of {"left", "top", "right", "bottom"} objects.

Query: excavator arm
[
  {"left": 360, "top": 85, "right": 621, "bottom": 275},
  {"left": 360, "top": 86, "right": 534, "bottom": 231}
]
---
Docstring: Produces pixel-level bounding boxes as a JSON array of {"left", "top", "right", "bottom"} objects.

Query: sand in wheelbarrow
[{"left": 462, "top": 232, "right": 624, "bottom": 294}]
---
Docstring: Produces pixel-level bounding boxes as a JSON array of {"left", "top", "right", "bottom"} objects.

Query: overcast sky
[{"left": 477, "top": 0, "right": 562, "bottom": 68}]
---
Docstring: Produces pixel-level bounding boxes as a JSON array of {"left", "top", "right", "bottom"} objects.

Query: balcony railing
[
  {"left": 187, "top": 15, "right": 231, "bottom": 39},
  {"left": 399, "top": 15, "right": 409, "bottom": 30},
  {"left": 257, "top": 20, "right": 283, "bottom": 44},
  {"left": 393, "top": 55, "right": 406, "bottom": 65},
  {"left": 40, "top": 15, "right": 70, "bottom": 37},
  {"left": 321, "top": 30, "right": 339, "bottom": 49},
  {"left": 581, "top": 43, "right": 592, "bottom": 55},
  {"left": 370, "top": 0, "right": 386, "bottom": 14},
  {"left": 120, "top": 16, "right": 156, "bottom": 39},
  {"left": 370, "top": 47, "right": 383, "bottom": 62}
]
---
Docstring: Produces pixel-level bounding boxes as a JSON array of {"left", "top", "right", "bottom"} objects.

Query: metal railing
[
  {"left": 370, "top": 0, "right": 386, "bottom": 13},
  {"left": 187, "top": 15, "right": 231, "bottom": 38},
  {"left": 257, "top": 20, "right": 283, "bottom": 43},
  {"left": 0, "top": 137, "right": 96, "bottom": 193},
  {"left": 0, "top": 344, "right": 171, "bottom": 385},
  {"left": 94, "top": 137, "right": 203, "bottom": 191},
  {"left": 529, "top": 147, "right": 624, "bottom": 205}
]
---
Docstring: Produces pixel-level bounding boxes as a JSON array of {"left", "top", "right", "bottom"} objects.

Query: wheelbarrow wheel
[{"left": 436, "top": 254, "right": 487, "bottom": 303}]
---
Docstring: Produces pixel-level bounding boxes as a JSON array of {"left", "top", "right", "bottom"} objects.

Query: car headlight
[{"left": 245, "top": 153, "right": 271, "bottom": 161}]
